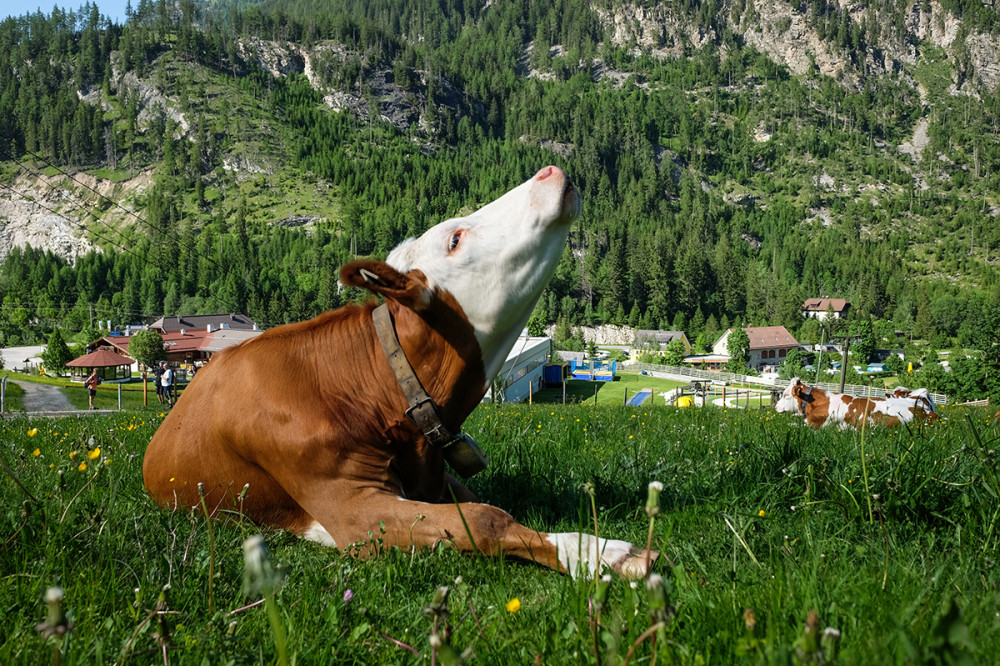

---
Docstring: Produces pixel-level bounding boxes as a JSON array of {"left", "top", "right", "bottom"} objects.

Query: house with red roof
[
  {"left": 712, "top": 326, "right": 800, "bottom": 373},
  {"left": 802, "top": 298, "right": 850, "bottom": 320},
  {"left": 91, "top": 321, "right": 263, "bottom": 375}
]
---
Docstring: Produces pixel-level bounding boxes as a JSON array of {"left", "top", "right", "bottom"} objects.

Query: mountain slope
[{"left": 0, "top": 0, "right": 998, "bottom": 349}]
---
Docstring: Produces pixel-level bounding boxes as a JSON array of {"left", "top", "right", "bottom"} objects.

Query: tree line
[{"left": 1, "top": 1, "right": 999, "bottom": 398}]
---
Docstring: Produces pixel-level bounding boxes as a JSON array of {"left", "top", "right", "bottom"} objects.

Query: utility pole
[
  {"left": 832, "top": 334, "right": 854, "bottom": 394},
  {"left": 814, "top": 323, "right": 825, "bottom": 385}
]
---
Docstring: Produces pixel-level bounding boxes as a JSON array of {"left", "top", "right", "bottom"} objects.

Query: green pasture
[
  {"left": 0, "top": 371, "right": 186, "bottom": 412},
  {"left": 1, "top": 402, "right": 998, "bottom": 664},
  {"left": 532, "top": 372, "right": 687, "bottom": 406},
  {"left": 535, "top": 372, "right": 772, "bottom": 409}
]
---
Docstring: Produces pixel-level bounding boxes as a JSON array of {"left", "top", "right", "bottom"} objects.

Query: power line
[
  {"left": 2, "top": 135, "right": 224, "bottom": 272},
  {"left": 0, "top": 178, "right": 150, "bottom": 266},
  {"left": 0, "top": 155, "right": 245, "bottom": 314}
]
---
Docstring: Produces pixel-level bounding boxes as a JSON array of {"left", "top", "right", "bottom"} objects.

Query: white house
[
  {"left": 713, "top": 326, "right": 799, "bottom": 373},
  {"left": 802, "top": 298, "right": 850, "bottom": 320}
]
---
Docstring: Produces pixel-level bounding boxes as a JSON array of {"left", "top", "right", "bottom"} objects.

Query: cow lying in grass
[
  {"left": 144, "top": 166, "right": 656, "bottom": 579},
  {"left": 886, "top": 386, "right": 938, "bottom": 419},
  {"left": 775, "top": 378, "right": 937, "bottom": 428}
]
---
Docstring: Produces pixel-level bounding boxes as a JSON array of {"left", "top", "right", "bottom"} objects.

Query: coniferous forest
[{"left": 2, "top": 0, "right": 1000, "bottom": 397}]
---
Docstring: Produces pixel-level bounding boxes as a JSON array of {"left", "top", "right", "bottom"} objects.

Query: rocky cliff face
[
  {"left": 0, "top": 170, "right": 154, "bottom": 264},
  {"left": 237, "top": 38, "right": 466, "bottom": 134},
  {"left": 0, "top": 176, "right": 94, "bottom": 263},
  {"left": 595, "top": 0, "right": 1000, "bottom": 93}
]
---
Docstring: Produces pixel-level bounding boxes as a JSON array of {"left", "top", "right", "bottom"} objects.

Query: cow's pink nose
[{"left": 536, "top": 165, "right": 562, "bottom": 181}]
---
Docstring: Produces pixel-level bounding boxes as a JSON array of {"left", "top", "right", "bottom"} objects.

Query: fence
[
  {"left": 628, "top": 362, "right": 950, "bottom": 405},
  {"left": 1, "top": 374, "right": 188, "bottom": 413}
]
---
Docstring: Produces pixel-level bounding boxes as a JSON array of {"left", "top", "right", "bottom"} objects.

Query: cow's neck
[{"left": 389, "top": 300, "right": 486, "bottom": 431}]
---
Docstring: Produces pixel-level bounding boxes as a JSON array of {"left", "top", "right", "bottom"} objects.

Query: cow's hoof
[{"left": 613, "top": 548, "right": 660, "bottom": 579}]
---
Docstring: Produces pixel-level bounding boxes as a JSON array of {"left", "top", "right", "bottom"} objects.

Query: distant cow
[
  {"left": 144, "top": 166, "right": 655, "bottom": 579},
  {"left": 775, "top": 378, "right": 937, "bottom": 428},
  {"left": 886, "top": 386, "right": 938, "bottom": 418}
]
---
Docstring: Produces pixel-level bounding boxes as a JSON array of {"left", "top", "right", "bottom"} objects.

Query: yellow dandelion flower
[
  {"left": 49, "top": 464, "right": 55, "bottom": 469},
  {"left": 88, "top": 448, "right": 101, "bottom": 459},
  {"left": 32, "top": 448, "right": 41, "bottom": 456},
  {"left": 28, "top": 428, "right": 39, "bottom": 437},
  {"left": 758, "top": 510, "right": 765, "bottom": 517},
  {"left": 69, "top": 451, "right": 78, "bottom": 460},
  {"left": 505, "top": 598, "right": 521, "bottom": 613},
  {"left": 78, "top": 462, "right": 87, "bottom": 471}
]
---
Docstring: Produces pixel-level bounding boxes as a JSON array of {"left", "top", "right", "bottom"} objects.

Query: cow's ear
[{"left": 340, "top": 260, "right": 432, "bottom": 311}]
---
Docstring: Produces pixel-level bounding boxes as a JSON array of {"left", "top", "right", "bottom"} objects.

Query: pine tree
[{"left": 41, "top": 329, "right": 75, "bottom": 376}]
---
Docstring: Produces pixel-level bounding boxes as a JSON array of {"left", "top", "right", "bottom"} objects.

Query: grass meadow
[{"left": 1, "top": 401, "right": 998, "bottom": 664}]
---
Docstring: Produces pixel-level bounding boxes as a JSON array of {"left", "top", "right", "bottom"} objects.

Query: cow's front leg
[{"left": 305, "top": 488, "right": 656, "bottom": 578}]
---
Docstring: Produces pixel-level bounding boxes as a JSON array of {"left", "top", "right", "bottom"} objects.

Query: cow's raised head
[{"left": 353, "top": 166, "right": 580, "bottom": 384}]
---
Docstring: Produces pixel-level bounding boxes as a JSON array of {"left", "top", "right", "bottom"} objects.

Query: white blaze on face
[
  {"left": 387, "top": 166, "right": 581, "bottom": 384},
  {"left": 774, "top": 378, "right": 801, "bottom": 414}
]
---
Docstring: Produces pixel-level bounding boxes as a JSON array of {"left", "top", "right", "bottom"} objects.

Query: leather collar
[
  {"left": 372, "top": 303, "right": 456, "bottom": 447},
  {"left": 797, "top": 386, "right": 813, "bottom": 415}
]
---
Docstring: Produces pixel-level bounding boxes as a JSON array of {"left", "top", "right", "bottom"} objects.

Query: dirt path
[{"left": 11, "top": 381, "right": 76, "bottom": 412}]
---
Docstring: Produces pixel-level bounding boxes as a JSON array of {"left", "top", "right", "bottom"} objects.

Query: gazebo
[{"left": 66, "top": 349, "right": 135, "bottom": 383}]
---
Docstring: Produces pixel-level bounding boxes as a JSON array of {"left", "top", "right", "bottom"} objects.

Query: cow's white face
[
  {"left": 387, "top": 166, "right": 580, "bottom": 383},
  {"left": 774, "top": 378, "right": 802, "bottom": 415}
]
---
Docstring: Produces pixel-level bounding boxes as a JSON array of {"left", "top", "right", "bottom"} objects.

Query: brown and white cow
[
  {"left": 775, "top": 378, "right": 937, "bottom": 429},
  {"left": 885, "top": 386, "right": 938, "bottom": 419},
  {"left": 143, "top": 166, "right": 655, "bottom": 579}
]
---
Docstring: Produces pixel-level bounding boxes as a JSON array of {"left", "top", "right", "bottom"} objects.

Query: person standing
[
  {"left": 84, "top": 368, "right": 101, "bottom": 410},
  {"left": 161, "top": 362, "right": 174, "bottom": 407},
  {"left": 152, "top": 362, "right": 165, "bottom": 403}
]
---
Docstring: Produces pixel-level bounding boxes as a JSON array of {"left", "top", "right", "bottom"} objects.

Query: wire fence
[{"left": 627, "top": 362, "right": 950, "bottom": 405}]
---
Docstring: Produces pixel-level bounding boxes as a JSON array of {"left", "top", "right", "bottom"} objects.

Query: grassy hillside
[{"left": 2, "top": 402, "right": 997, "bottom": 663}]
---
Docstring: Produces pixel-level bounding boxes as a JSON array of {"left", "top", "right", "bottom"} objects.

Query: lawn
[
  {"left": 0, "top": 370, "right": 186, "bottom": 412},
  {"left": 533, "top": 371, "right": 688, "bottom": 406},
  {"left": 1, "top": 401, "right": 997, "bottom": 664}
]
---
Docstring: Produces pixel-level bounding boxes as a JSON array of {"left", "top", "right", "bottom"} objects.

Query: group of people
[
  {"left": 151, "top": 361, "right": 175, "bottom": 407},
  {"left": 82, "top": 360, "right": 181, "bottom": 411}
]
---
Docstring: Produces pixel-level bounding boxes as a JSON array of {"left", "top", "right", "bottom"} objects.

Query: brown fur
[{"left": 143, "top": 260, "right": 655, "bottom": 577}]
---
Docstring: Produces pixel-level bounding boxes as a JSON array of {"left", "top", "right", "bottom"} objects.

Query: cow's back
[{"left": 142, "top": 306, "right": 389, "bottom": 526}]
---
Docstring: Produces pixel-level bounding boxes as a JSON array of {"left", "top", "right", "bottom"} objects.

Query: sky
[{"left": 7, "top": 1, "right": 133, "bottom": 23}]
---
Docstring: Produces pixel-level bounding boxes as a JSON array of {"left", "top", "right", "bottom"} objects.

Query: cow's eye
[{"left": 448, "top": 231, "right": 463, "bottom": 253}]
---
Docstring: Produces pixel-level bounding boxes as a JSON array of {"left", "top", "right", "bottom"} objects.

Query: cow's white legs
[{"left": 298, "top": 488, "right": 656, "bottom": 579}]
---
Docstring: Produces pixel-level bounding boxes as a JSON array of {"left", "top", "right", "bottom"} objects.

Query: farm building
[
  {"left": 489, "top": 333, "right": 552, "bottom": 403},
  {"left": 802, "top": 298, "right": 850, "bottom": 320},
  {"left": 631, "top": 329, "right": 691, "bottom": 361},
  {"left": 149, "top": 313, "right": 260, "bottom": 333},
  {"left": 681, "top": 353, "right": 730, "bottom": 371},
  {"left": 92, "top": 321, "right": 263, "bottom": 374},
  {"left": 713, "top": 326, "right": 799, "bottom": 373}
]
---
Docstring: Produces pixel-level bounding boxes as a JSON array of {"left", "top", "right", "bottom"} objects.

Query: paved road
[{"left": 10, "top": 380, "right": 75, "bottom": 412}]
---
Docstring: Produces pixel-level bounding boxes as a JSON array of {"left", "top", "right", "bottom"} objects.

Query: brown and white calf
[
  {"left": 143, "top": 166, "right": 655, "bottom": 578},
  {"left": 775, "top": 378, "right": 937, "bottom": 429}
]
